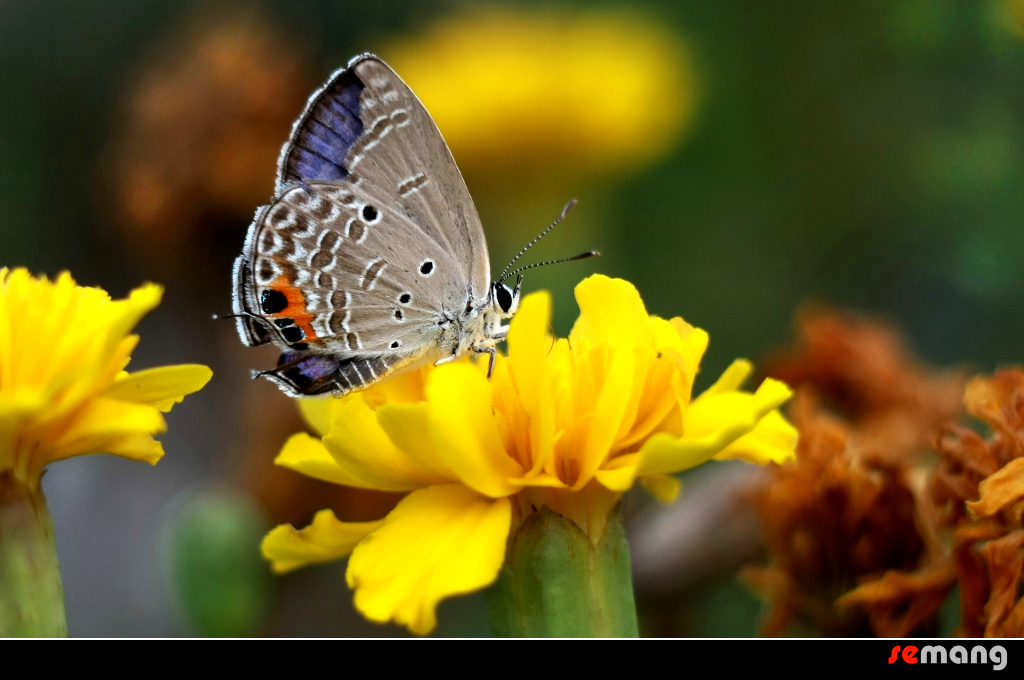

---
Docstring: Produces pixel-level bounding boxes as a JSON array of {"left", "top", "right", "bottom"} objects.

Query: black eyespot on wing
[
  {"left": 419, "top": 260, "right": 434, "bottom": 275},
  {"left": 391, "top": 341, "right": 400, "bottom": 348},
  {"left": 362, "top": 205, "right": 378, "bottom": 221},
  {"left": 394, "top": 309, "right": 403, "bottom": 320},
  {"left": 261, "top": 289, "right": 288, "bottom": 314},
  {"left": 282, "top": 326, "right": 305, "bottom": 343},
  {"left": 496, "top": 285, "right": 513, "bottom": 313},
  {"left": 274, "top": 318, "right": 294, "bottom": 328},
  {"left": 399, "top": 293, "right": 411, "bottom": 304}
]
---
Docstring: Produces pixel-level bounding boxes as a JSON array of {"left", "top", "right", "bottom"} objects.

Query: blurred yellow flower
[
  {"left": 384, "top": 9, "right": 697, "bottom": 184},
  {"left": 263, "top": 275, "right": 796, "bottom": 635},
  {"left": 0, "top": 268, "right": 212, "bottom": 488},
  {"left": 1002, "top": 0, "right": 1024, "bottom": 38}
]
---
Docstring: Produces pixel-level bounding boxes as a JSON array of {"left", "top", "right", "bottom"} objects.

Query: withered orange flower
[
  {"left": 109, "top": 9, "right": 312, "bottom": 255},
  {"left": 744, "top": 392, "right": 941, "bottom": 636},
  {"left": 842, "top": 368, "right": 1024, "bottom": 637},
  {"left": 765, "top": 307, "right": 965, "bottom": 459},
  {"left": 746, "top": 308, "right": 965, "bottom": 636}
]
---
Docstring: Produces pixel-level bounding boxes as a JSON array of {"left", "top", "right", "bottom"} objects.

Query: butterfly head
[{"left": 491, "top": 276, "right": 522, "bottom": 319}]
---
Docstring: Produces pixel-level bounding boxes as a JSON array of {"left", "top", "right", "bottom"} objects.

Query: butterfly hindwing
[
  {"left": 242, "top": 181, "right": 466, "bottom": 360},
  {"left": 262, "top": 350, "right": 412, "bottom": 397}
]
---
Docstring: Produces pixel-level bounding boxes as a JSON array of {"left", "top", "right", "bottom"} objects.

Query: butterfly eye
[{"left": 496, "top": 284, "right": 513, "bottom": 313}]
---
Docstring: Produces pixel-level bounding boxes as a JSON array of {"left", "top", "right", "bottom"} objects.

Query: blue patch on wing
[
  {"left": 279, "top": 67, "right": 365, "bottom": 187},
  {"left": 267, "top": 351, "right": 390, "bottom": 396},
  {"left": 272, "top": 351, "right": 344, "bottom": 395}
]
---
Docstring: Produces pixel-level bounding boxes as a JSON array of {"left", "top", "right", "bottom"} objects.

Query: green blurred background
[{"left": 3, "top": 0, "right": 1023, "bottom": 636}]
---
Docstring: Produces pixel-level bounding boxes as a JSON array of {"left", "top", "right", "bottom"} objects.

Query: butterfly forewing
[{"left": 278, "top": 54, "right": 492, "bottom": 305}]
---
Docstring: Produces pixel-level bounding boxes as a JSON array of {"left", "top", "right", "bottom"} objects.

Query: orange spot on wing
[{"left": 268, "top": 274, "right": 318, "bottom": 341}]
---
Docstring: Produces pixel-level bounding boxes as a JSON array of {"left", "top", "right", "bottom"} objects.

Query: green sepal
[
  {"left": 0, "top": 473, "right": 67, "bottom": 637},
  {"left": 486, "top": 505, "right": 638, "bottom": 637}
]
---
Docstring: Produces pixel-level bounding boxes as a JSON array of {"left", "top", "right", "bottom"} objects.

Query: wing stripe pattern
[{"left": 266, "top": 352, "right": 397, "bottom": 396}]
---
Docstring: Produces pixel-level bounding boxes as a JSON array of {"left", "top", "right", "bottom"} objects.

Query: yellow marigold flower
[
  {"left": 383, "top": 9, "right": 697, "bottom": 183},
  {"left": 263, "top": 275, "right": 796, "bottom": 634},
  {"left": 0, "top": 268, "right": 213, "bottom": 487}
]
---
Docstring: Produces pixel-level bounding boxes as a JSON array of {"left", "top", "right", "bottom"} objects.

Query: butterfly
[{"left": 232, "top": 53, "right": 594, "bottom": 397}]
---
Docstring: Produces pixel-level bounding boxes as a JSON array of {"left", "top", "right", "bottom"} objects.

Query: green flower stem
[
  {"left": 487, "top": 506, "right": 639, "bottom": 637},
  {"left": 0, "top": 472, "right": 67, "bottom": 637}
]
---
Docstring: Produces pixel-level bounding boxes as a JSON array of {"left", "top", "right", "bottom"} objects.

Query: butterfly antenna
[
  {"left": 499, "top": 199, "right": 577, "bottom": 282},
  {"left": 506, "top": 250, "right": 600, "bottom": 278}
]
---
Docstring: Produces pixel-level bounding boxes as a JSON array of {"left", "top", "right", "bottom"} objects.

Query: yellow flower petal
[
  {"left": 262, "top": 509, "right": 383, "bottom": 574},
  {"left": 673, "top": 318, "right": 710, "bottom": 375},
  {"left": 426, "top": 364, "right": 522, "bottom": 497},
  {"left": 640, "top": 473, "right": 681, "bottom": 503},
  {"left": 104, "top": 283, "right": 164, "bottom": 349},
  {"left": 508, "top": 471, "right": 570, "bottom": 488},
  {"left": 713, "top": 410, "right": 798, "bottom": 465},
  {"left": 506, "top": 291, "right": 556, "bottom": 475},
  {"left": 596, "top": 377, "right": 794, "bottom": 491},
  {"left": 375, "top": 402, "right": 454, "bottom": 481},
  {"left": 297, "top": 396, "right": 333, "bottom": 436},
  {"left": 361, "top": 366, "right": 429, "bottom": 408},
  {"left": 347, "top": 484, "right": 512, "bottom": 635},
  {"left": 105, "top": 364, "right": 212, "bottom": 412},
  {"left": 593, "top": 454, "right": 640, "bottom": 492},
  {"left": 579, "top": 346, "right": 639, "bottom": 488},
  {"left": 596, "top": 429, "right": 739, "bottom": 491},
  {"left": 702, "top": 358, "right": 753, "bottom": 396},
  {"left": 100, "top": 433, "right": 165, "bottom": 464},
  {"left": 0, "top": 391, "right": 45, "bottom": 471},
  {"left": 324, "top": 398, "right": 449, "bottom": 491},
  {"left": 570, "top": 274, "right": 653, "bottom": 349},
  {"left": 685, "top": 377, "right": 792, "bottom": 440},
  {"left": 276, "top": 432, "right": 358, "bottom": 486},
  {"left": 46, "top": 398, "right": 166, "bottom": 465}
]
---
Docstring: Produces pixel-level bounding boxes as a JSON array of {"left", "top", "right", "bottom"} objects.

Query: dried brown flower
[
  {"left": 841, "top": 368, "right": 1024, "bottom": 637},
  {"left": 744, "top": 392, "right": 941, "bottom": 635},
  {"left": 746, "top": 308, "right": 965, "bottom": 636},
  {"left": 765, "top": 307, "right": 965, "bottom": 460},
  {"left": 108, "top": 9, "right": 312, "bottom": 256}
]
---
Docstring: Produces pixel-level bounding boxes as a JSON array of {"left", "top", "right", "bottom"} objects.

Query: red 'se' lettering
[
  {"left": 902, "top": 646, "right": 919, "bottom": 664},
  {"left": 888, "top": 646, "right": 900, "bottom": 664}
]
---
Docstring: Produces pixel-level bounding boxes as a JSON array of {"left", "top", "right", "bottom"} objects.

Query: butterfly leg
[{"left": 472, "top": 345, "right": 497, "bottom": 378}]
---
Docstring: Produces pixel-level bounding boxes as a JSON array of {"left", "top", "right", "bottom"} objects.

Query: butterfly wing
[
  {"left": 235, "top": 54, "right": 490, "bottom": 396},
  {"left": 278, "top": 53, "right": 492, "bottom": 304},
  {"left": 245, "top": 181, "right": 463, "bottom": 354}
]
